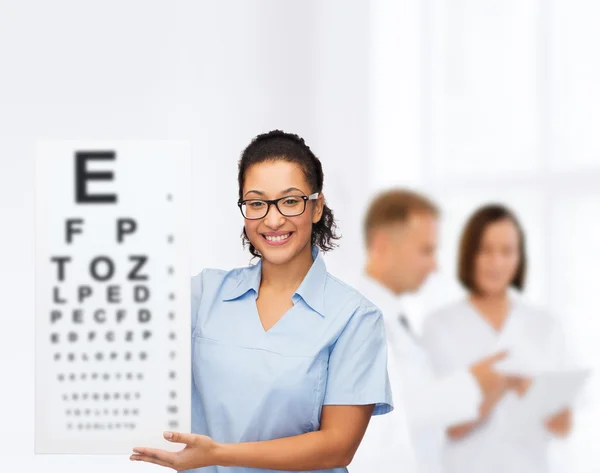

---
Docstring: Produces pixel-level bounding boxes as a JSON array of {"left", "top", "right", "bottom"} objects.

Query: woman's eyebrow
[
  {"left": 244, "top": 189, "right": 264, "bottom": 197},
  {"left": 280, "top": 187, "right": 304, "bottom": 195},
  {"left": 243, "top": 187, "right": 305, "bottom": 198}
]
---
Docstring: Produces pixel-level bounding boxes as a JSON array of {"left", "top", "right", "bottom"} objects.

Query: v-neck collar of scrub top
[
  {"left": 463, "top": 295, "right": 518, "bottom": 340},
  {"left": 221, "top": 245, "right": 327, "bottom": 317}
]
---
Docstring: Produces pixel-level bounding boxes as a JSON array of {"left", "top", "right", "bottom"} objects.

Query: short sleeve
[
  {"left": 323, "top": 304, "right": 393, "bottom": 415},
  {"left": 191, "top": 270, "right": 205, "bottom": 336}
]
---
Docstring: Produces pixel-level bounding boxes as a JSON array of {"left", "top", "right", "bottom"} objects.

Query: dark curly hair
[{"left": 238, "top": 130, "right": 340, "bottom": 258}]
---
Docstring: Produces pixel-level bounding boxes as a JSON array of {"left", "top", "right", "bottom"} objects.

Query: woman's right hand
[
  {"left": 469, "top": 351, "right": 510, "bottom": 418},
  {"left": 130, "top": 431, "right": 219, "bottom": 471},
  {"left": 506, "top": 375, "right": 533, "bottom": 397},
  {"left": 449, "top": 352, "right": 512, "bottom": 441}
]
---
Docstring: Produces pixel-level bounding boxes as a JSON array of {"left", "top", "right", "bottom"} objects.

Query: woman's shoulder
[
  {"left": 191, "top": 264, "right": 258, "bottom": 299},
  {"left": 191, "top": 267, "right": 228, "bottom": 283},
  {"left": 422, "top": 298, "right": 472, "bottom": 332},
  {"left": 323, "top": 272, "right": 383, "bottom": 318},
  {"left": 427, "top": 298, "right": 471, "bottom": 319},
  {"left": 191, "top": 267, "right": 226, "bottom": 293},
  {"left": 512, "top": 297, "right": 551, "bottom": 315},
  {"left": 512, "top": 297, "right": 561, "bottom": 328}
]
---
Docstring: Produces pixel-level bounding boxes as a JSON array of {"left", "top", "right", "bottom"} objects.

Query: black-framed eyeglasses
[{"left": 238, "top": 192, "right": 320, "bottom": 220}]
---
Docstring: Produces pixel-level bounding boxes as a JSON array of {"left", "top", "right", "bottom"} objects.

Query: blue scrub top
[{"left": 187, "top": 246, "right": 393, "bottom": 473}]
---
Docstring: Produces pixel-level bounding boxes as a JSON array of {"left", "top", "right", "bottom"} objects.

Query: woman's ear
[{"left": 312, "top": 193, "right": 325, "bottom": 223}]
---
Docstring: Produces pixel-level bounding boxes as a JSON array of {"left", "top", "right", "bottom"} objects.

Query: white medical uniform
[
  {"left": 349, "top": 274, "right": 482, "bottom": 473},
  {"left": 421, "top": 297, "right": 567, "bottom": 473}
]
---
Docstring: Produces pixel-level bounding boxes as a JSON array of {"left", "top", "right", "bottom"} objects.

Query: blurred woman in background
[{"left": 422, "top": 204, "right": 571, "bottom": 473}]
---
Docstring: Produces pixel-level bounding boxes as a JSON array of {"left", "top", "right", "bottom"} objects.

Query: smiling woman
[
  {"left": 129, "top": 130, "right": 394, "bottom": 473},
  {"left": 237, "top": 131, "right": 340, "bottom": 262}
]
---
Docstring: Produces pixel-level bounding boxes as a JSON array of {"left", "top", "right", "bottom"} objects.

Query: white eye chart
[{"left": 35, "top": 142, "right": 191, "bottom": 454}]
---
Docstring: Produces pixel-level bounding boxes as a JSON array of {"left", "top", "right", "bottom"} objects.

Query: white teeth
[{"left": 265, "top": 233, "right": 291, "bottom": 242}]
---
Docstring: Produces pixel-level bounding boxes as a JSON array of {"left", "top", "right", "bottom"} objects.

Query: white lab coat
[
  {"left": 349, "top": 274, "right": 482, "bottom": 473},
  {"left": 421, "top": 297, "right": 567, "bottom": 473}
]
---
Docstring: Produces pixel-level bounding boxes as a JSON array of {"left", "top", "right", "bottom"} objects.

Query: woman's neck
[
  {"left": 469, "top": 291, "right": 511, "bottom": 332},
  {"left": 260, "top": 244, "right": 314, "bottom": 293}
]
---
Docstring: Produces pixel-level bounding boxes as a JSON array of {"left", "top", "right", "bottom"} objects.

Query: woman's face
[
  {"left": 242, "top": 160, "right": 324, "bottom": 266},
  {"left": 473, "top": 218, "right": 521, "bottom": 296}
]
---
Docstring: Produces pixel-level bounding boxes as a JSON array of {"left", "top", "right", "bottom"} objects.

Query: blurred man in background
[{"left": 349, "top": 189, "right": 510, "bottom": 473}]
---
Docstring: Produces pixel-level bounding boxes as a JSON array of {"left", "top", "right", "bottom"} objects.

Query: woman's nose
[{"left": 263, "top": 203, "right": 285, "bottom": 228}]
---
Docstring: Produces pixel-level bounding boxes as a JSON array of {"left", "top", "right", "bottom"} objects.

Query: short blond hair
[{"left": 364, "top": 189, "right": 439, "bottom": 246}]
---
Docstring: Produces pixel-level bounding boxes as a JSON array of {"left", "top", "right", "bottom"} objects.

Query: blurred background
[{"left": 0, "top": 0, "right": 598, "bottom": 471}]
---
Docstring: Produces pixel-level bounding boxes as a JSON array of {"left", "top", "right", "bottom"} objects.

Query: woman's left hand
[
  {"left": 545, "top": 408, "right": 572, "bottom": 437},
  {"left": 506, "top": 375, "right": 533, "bottom": 397},
  {"left": 130, "top": 431, "right": 218, "bottom": 471}
]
